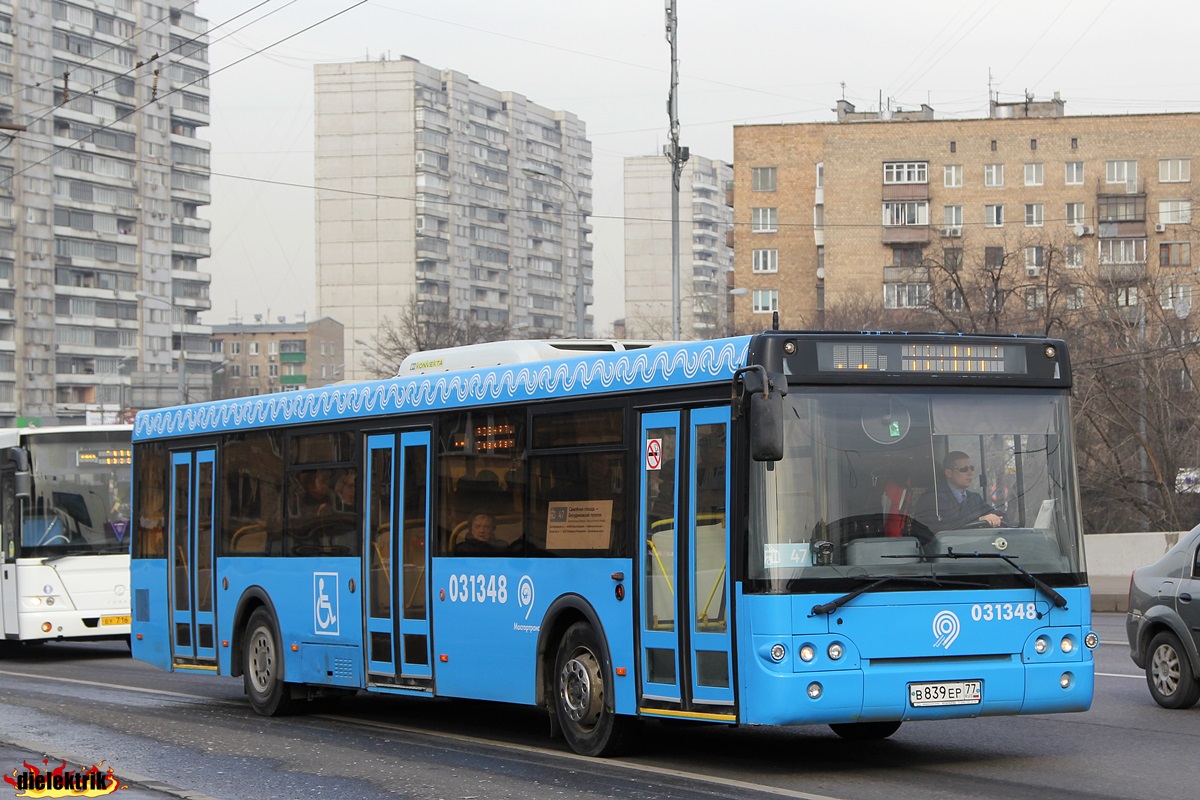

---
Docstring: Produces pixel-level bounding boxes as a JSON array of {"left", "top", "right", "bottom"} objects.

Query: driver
[{"left": 912, "top": 451, "right": 1006, "bottom": 533}]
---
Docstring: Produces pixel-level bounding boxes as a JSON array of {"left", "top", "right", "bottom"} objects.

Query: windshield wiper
[
  {"left": 923, "top": 547, "right": 1068, "bottom": 610},
  {"left": 810, "top": 574, "right": 988, "bottom": 617}
]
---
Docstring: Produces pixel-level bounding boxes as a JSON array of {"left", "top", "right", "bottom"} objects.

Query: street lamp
[
  {"left": 522, "top": 167, "right": 587, "bottom": 337},
  {"left": 136, "top": 291, "right": 186, "bottom": 405}
]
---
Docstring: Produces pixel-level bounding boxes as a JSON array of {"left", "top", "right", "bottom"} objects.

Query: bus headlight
[
  {"left": 827, "top": 642, "right": 844, "bottom": 660},
  {"left": 28, "top": 596, "right": 42, "bottom": 607},
  {"left": 798, "top": 645, "right": 814, "bottom": 662},
  {"left": 770, "top": 644, "right": 787, "bottom": 662},
  {"left": 1060, "top": 636, "right": 1075, "bottom": 654},
  {"left": 1034, "top": 636, "right": 1049, "bottom": 654},
  {"left": 807, "top": 682, "right": 823, "bottom": 699},
  {"left": 1060, "top": 672, "right": 1073, "bottom": 689},
  {"left": 1084, "top": 632, "right": 1099, "bottom": 649}
]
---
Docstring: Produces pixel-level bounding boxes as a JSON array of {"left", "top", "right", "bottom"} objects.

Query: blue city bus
[{"left": 130, "top": 332, "right": 1096, "bottom": 755}]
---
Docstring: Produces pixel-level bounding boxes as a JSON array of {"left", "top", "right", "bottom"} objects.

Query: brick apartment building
[
  {"left": 732, "top": 96, "right": 1200, "bottom": 330},
  {"left": 210, "top": 316, "right": 343, "bottom": 399}
]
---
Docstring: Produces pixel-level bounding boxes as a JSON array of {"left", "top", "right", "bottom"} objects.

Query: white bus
[{"left": 1, "top": 425, "right": 133, "bottom": 644}]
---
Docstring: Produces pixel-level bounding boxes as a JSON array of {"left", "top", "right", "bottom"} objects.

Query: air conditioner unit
[
  {"left": 268, "top": 354, "right": 276, "bottom": 362},
  {"left": 1026, "top": 266, "right": 1041, "bottom": 277},
  {"left": 1155, "top": 222, "right": 1167, "bottom": 233},
  {"left": 1074, "top": 224, "right": 1095, "bottom": 237},
  {"left": 941, "top": 226, "right": 962, "bottom": 238}
]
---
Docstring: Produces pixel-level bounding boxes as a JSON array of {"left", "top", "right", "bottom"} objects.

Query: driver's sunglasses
[{"left": 954, "top": 465, "right": 976, "bottom": 473}]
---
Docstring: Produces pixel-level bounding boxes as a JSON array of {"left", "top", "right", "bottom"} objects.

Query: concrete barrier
[{"left": 1084, "top": 531, "right": 1186, "bottom": 612}]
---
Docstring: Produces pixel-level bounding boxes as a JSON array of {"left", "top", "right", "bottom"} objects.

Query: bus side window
[{"left": 133, "top": 442, "right": 167, "bottom": 559}]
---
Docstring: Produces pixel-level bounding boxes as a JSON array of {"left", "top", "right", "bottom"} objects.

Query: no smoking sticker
[{"left": 646, "top": 438, "right": 662, "bottom": 470}]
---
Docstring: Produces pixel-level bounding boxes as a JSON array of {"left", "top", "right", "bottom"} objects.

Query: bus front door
[
  {"left": 1, "top": 468, "right": 17, "bottom": 636},
  {"left": 638, "top": 407, "right": 735, "bottom": 718},
  {"left": 364, "top": 431, "right": 433, "bottom": 686},
  {"left": 169, "top": 449, "right": 217, "bottom": 667}
]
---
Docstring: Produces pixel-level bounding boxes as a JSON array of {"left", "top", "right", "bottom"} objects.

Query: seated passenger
[
  {"left": 455, "top": 512, "right": 507, "bottom": 555},
  {"left": 912, "top": 451, "right": 1006, "bottom": 534}
]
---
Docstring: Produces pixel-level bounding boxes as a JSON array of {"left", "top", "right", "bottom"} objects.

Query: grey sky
[{"left": 201, "top": 0, "right": 1196, "bottom": 333}]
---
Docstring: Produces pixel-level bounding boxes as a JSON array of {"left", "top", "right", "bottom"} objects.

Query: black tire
[
  {"left": 829, "top": 720, "right": 902, "bottom": 740},
  {"left": 243, "top": 608, "right": 297, "bottom": 716},
  {"left": 553, "top": 622, "right": 634, "bottom": 756},
  {"left": 1146, "top": 630, "right": 1200, "bottom": 709}
]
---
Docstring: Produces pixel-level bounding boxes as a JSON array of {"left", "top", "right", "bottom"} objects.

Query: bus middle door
[
  {"left": 168, "top": 449, "right": 217, "bottom": 668},
  {"left": 638, "top": 407, "right": 735, "bottom": 719}
]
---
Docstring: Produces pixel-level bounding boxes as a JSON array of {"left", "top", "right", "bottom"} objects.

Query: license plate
[
  {"left": 909, "top": 680, "right": 981, "bottom": 707},
  {"left": 101, "top": 615, "right": 131, "bottom": 626}
]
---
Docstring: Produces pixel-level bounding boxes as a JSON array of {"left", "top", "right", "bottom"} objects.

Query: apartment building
[
  {"left": 0, "top": 1, "right": 213, "bottom": 424},
  {"left": 314, "top": 56, "right": 593, "bottom": 380},
  {"left": 210, "top": 316, "right": 344, "bottom": 400},
  {"left": 732, "top": 96, "right": 1200, "bottom": 330},
  {"left": 623, "top": 154, "right": 734, "bottom": 339}
]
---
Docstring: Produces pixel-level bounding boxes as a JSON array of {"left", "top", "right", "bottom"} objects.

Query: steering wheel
[{"left": 960, "top": 520, "right": 993, "bottom": 530}]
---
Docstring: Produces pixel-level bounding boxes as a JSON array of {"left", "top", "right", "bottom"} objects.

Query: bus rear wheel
[
  {"left": 553, "top": 622, "right": 632, "bottom": 756},
  {"left": 244, "top": 608, "right": 296, "bottom": 716},
  {"left": 829, "top": 720, "right": 902, "bottom": 740}
]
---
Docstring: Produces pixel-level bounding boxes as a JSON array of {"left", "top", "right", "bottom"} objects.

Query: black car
[{"left": 1126, "top": 525, "right": 1200, "bottom": 708}]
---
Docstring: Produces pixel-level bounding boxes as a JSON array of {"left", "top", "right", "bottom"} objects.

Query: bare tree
[{"left": 359, "top": 298, "right": 514, "bottom": 378}]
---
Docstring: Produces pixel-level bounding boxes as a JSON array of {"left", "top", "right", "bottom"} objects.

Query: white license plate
[{"left": 909, "top": 680, "right": 981, "bottom": 707}]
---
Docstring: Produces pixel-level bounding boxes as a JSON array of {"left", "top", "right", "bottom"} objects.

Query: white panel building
[
  {"left": 0, "top": 1, "right": 213, "bottom": 423},
  {"left": 623, "top": 155, "right": 734, "bottom": 340},
  {"left": 314, "top": 56, "right": 594, "bottom": 379}
]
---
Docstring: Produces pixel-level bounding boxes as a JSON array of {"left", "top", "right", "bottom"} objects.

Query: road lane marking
[{"left": 1095, "top": 671, "right": 1141, "bottom": 679}]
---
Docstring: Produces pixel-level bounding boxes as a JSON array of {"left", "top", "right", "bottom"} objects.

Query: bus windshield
[
  {"left": 748, "top": 387, "right": 1083, "bottom": 589},
  {"left": 20, "top": 432, "right": 132, "bottom": 558}
]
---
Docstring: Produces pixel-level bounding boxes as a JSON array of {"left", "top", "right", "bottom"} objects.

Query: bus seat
[
  {"left": 230, "top": 523, "right": 267, "bottom": 555},
  {"left": 845, "top": 536, "right": 920, "bottom": 565}
]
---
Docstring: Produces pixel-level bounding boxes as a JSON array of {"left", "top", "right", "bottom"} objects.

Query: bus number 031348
[
  {"left": 447, "top": 573, "right": 508, "bottom": 604},
  {"left": 971, "top": 602, "right": 1037, "bottom": 621}
]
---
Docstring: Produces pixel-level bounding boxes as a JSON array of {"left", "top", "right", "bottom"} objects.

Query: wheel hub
[
  {"left": 250, "top": 629, "right": 274, "bottom": 692},
  {"left": 560, "top": 651, "right": 603, "bottom": 726},
  {"left": 1152, "top": 643, "right": 1181, "bottom": 696}
]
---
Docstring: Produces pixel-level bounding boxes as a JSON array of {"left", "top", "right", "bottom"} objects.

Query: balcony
[
  {"left": 1097, "top": 263, "right": 1147, "bottom": 283},
  {"left": 882, "top": 225, "right": 930, "bottom": 245}
]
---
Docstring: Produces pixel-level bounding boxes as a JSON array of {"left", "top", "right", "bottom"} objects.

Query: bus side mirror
[
  {"left": 14, "top": 471, "right": 31, "bottom": 501},
  {"left": 735, "top": 367, "right": 787, "bottom": 462}
]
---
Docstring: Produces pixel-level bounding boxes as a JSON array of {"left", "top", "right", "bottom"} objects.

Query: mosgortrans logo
[{"left": 3, "top": 758, "right": 123, "bottom": 797}]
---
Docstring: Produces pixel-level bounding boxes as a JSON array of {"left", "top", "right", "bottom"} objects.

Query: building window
[
  {"left": 943, "top": 205, "right": 963, "bottom": 227},
  {"left": 1065, "top": 202, "right": 1086, "bottom": 227},
  {"left": 944, "top": 288, "right": 964, "bottom": 310},
  {"left": 269, "top": 364, "right": 279, "bottom": 377},
  {"left": 990, "top": 140, "right": 997, "bottom": 152},
  {"left": 883, "top": 162, "right": 928, "bottom": 184},
  {"left": 249, "top": 342, "right": 260, "bottom": 356},
  {"left": 884, "top": 283, "right": 928, "bottom": 309},
  {"left": 1161, "top": 283, "right": 1193, "bottom": 311},
  {"left": 1030, "top": 139, "right": 1038, "bottom": 151},
  {"left": 230, "top": 364, "right": 241, "bottom": 378},
  {"left": 816, "top": 163, "right": 824, "bottom": 188},
  {"left": 882, "top": 201, "right": 929, "bottom": 227},
  {"left": 1065, "top": 244, "right": 1085, "bottom": 269},
  {"left": 1159, "top": 158, "right": 1191, "bottom": 183},
  {"left": 1158, "top": 200, "right": 1192, "bottom": 225},
  {"left": 949, "top": 141, "right": 957, "bottom": 153},
  {"left": 943, "top": 247, "right": 963, "bottom": 271},
  {"left": 1099, "top": 238, "right": 1147, "bottom": 265},
  {"left": 1098, "top": 195, "right": 1145, "bottom": 222},
  {"left": 1025, "top": 287, "right": 1046, "bottom": 309},
  {"left": 1065, "top": 162, "right": 1085, "bottom": 185},
  {"left": 751, "top": 207, "right": 777, "bottom": 232},
  {"left": 984, "top": 164, "right": 1004, "bottom": 187},
  {"left": 751, "top": 289, "right": 778, "bottom": 314},
  {"left": 268, "top": 341, "right": 278, "bottom": 355},
  {"left": 1071, "top": 137, "right": 1078, "bottom": 150},
  {"left": 751, "top": 167, "right": 777, "bottom": 192},
  {"left": 985, "top": 204, "right": 1004, "bottom": 227},
  {"left": 944, "top": 164, "right": 963, "bottom": 188},
  {"left": 249, "top": 364, "right": 260, "bottom": 378},
  {"left": 751, "top": 249, "right": 778, "bottom": 273},
  {"left": 1024, "top": 163, "right": 1043, "bottom": 186},
  {"left": 1109, "top": 286, "right": 1139, "bottom": 307},
  {"left": 1066, "top": 287, "right": 1086, "bottom": 310},
  {"left": 985, "top": 247, "right": 1005, "bottom": 268},
  {"left": 1105, "top": 159, "right": 1137, "bottom": 185},
  {"left": 1025, "top": 246, "right": 1045, "bottom": 269},
  {"left": 1161, "top": 242, "right": 1191, "bottom": 267},
  {"left": 229, "top": 342, "right": 241, "bottom": 355},
  {"left": 892, "top": 245, "right": 923, "bottom": 267},
  {"left": 1025, "top": 203, "right": 1044, "bottom": 227}
]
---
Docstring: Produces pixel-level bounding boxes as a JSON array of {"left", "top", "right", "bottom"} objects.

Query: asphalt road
[{"left": 0, "top": 613, "right": 1194, "bottom": 800}]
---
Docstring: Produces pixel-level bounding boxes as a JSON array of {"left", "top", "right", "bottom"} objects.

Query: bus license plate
[
  {"left": 909, "top": 680, "right": 981, "bottom": 707},
  {"left": 101, "top": 615, "right": 131, "bottom": 626}
]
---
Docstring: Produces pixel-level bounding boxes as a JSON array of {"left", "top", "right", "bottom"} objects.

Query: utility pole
[{"left": 665, "top": 0, "right": 688, "bottom": 340}]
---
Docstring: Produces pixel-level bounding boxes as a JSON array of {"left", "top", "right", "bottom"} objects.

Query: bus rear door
[
  {"left": 638, "top": 407, "right": 735, "bottom": 719},
  {"left": 364, "top": 431, "right": 433, "bottom": 687},
  {"left": 169, "top": 449, "right": 217, "bottom": 668}
]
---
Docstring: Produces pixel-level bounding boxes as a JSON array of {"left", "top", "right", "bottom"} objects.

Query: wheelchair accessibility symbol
[{"left": 313, "top": 572, "right": 339, "bottom": 636}]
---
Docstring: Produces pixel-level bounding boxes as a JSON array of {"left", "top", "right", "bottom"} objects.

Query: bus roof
[
  {"left": 397, "top": 339, "right": 667, "bottom": 375},
  {"left": 134, "top": 336, "right": 752, "bottom": 442}
]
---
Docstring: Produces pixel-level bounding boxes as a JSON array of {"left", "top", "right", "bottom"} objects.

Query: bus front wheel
[
  {"left": 553, "top": 622, "right": 633, "bottom": 756},
  {"left": 244, "top": 608, "right": 296, "bottom": 716}
]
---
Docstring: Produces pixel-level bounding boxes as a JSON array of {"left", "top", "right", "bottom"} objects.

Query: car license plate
[
  {"left": 909, "top": 680, "right": 982, "bottom": 707},
  {"left": 101, "top": 615, "right": 131, "bottom": 626}
]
